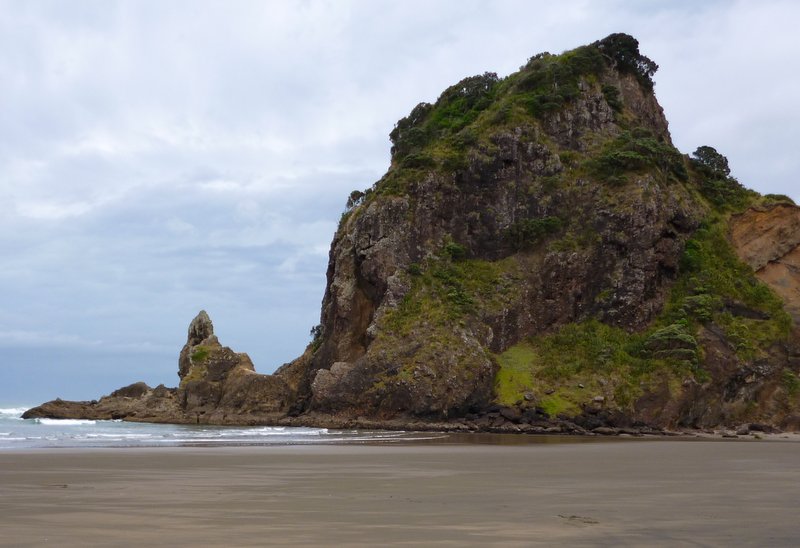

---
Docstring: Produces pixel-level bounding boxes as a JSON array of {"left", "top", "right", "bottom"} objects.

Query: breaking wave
[
  {"left": 0, "top": 407, "right": 29, "bottom": 419},
  {"left": 0, "top": 413, "right": 442, "bottom": 449}
]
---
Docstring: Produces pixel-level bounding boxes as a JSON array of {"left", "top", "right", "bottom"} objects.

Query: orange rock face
[{"left": 731, "top": 204, "right": 800, "bottom": 323}]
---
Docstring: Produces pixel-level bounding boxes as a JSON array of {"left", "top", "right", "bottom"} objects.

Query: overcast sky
[{"left": 2, "top": 0, "right": 798, "bottom": 405}]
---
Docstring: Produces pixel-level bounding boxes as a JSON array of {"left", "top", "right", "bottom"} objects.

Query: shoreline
[
  {"left": 9, "top": 409, "right": 800, "bottom": 451},
  {"left": 2, "top": 440, "right": 800, "bottom": 546},
  {"left": 125, "top": 414, "right": 800, "bottom": 443},
  {"left": 23, "top": 399, "right": 800, "bottom": 440}
]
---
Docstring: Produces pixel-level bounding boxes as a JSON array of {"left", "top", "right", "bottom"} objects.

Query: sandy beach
[{"left": 1, "top": 438, "right": 799, "bottom": 546}]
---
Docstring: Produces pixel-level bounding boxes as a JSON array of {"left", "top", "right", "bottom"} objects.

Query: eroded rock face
[
  {"left": 731, "top": 204, "right": 800, "bottom": 323},
  {"left": 179, "top": 309, "right": 217, "bottom": 378},
  {"left": 623, "top": 203, "right": 800, "bottom": 431}
]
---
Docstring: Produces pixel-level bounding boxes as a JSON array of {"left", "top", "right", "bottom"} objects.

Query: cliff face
[
  {"left": 24, "top": 34, "right": 800, "bottom": 432},
  {"left": 731, "top": 205, "right": 800, "bottom": 323}
]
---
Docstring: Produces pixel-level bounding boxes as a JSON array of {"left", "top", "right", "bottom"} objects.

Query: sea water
[{"left": 0, "top": 407, "right": 438, "bottom": 449}]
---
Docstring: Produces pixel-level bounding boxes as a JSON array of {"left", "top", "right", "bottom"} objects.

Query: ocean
[{"left": 0, "top": 407, "right": 441, "bottom": 449}]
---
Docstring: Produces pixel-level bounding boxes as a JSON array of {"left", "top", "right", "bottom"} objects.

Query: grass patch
[
  {"left": 540, "top": 394, "right": 581, "bottom": 417},
  {"left": 180, "top": 364, "right": 208, "bottom": 387},
  {"left": 494, "top": 320, "right": 669, "bottom": 417},
  {"left": 191, "top": 346, "right": 210, "bottom": 362},
  {"left": 495, "top": 345, "right": 536, "bottom": 406},
  {"left": 782, "top": 369, "right": 800, "bottom": 398}
]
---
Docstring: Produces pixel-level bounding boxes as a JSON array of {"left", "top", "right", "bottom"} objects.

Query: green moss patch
[
  {"left": 191, "top": 346, "right": 210, "bottom": 363},
  {"left": 494, "top": 320, "right": 667, "bottom": 417},
  {"left": 494, "top": 345, "right": 536, "bottom": 406}
]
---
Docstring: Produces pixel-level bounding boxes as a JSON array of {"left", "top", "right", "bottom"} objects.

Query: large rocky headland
[{"left": 24, "top": 34, "right": 800, "bottom": 436}]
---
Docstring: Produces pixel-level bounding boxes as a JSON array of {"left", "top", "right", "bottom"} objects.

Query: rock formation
[
  {"left": 23, "top": 311, "right": 290, "bottom": 424},
  {"left": 24, "top": 34, "right": 800, "bottom": 433}
]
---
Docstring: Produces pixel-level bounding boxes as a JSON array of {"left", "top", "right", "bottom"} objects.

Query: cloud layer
[{"left": 1, "top": 0, "right": 798, "bottom": 403}]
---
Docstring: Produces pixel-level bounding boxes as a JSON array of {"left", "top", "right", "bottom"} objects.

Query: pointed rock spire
[{"left": 187, "top": 310, "right": 214, "bottom": 346}]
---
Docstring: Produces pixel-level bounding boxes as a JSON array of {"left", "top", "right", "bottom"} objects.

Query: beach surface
[{"left": 1, "top": 438, "right": 799, "bottom": 546}]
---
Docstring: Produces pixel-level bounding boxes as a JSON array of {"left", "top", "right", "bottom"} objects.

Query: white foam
[
  {"left": 262, "top": 427, "right": 328, "bottom": 436},
  {"left": 87, "top": 433, "right": 153, "bottom": 439},
  {"left": 37, "top": 418, "right": 96, "bottom": 426},
  {"left": 0, "top": 407, "right": 29, "bottom": 418}
]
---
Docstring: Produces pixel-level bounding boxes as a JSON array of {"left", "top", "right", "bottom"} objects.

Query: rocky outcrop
[
  {"left": 23, "top": 311, "right": 292, "bottom": 424},
  {"left": 176, "top": 310, "right": 287, "bottom": 419},
  {"left": 300, "top": 83, "right": 701, "bottom": 418},
  {"left": 21, "top": 383, "right": 179, "bottom": 422}
]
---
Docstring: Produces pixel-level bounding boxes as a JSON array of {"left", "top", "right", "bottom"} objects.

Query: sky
[{"left": 2, "top": 0, "right": 799, "bottom": 405}]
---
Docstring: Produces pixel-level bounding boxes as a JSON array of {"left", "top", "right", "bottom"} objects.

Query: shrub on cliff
[
  {"left": 591, "top": 128, "right": 686, "bottom": 183},
  {"left": 505, "top": 216, "right": 563, "bottom": 250},
  {"left": 690, "top": 146, "right": 753, "bottom": 210},
  {"left": 389, "top": 73, "right": 499, "bottom": 161},
  {"left": 594, "top": 33, "right": 658, "bottom": 90}
]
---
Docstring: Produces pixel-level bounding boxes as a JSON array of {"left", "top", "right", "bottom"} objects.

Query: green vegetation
[
  {"left": 762, "top": 194, "right": 796, "bottom": 206},
  {"left": 309, "top": 324, "right": 324, "bottom": 353},
  {"left": 384, "top": 251, "right": 521, "bottom": 335},
  {"left": 515, "top": 46, "right": 605, "bottom": 117},
  {"left": 495, "top": 345, "right": 536, "bottom": 406},
  {"left": 494, "top": 217, "right": 792, "bottom": 417},
  {"left": 191, "top": 346, "right": 209, "bottom": 363},
  {"left": 594, "top": 33, "right": 658, "bottom": 90},
  {"left": 782, "top": 369, "right": 800, "bottom": 398},
  {"left": 601, "top": 84, "right": 622, "bottom": 111},
  {"left": 345, "top": 190, "right": 365, "bottom": 210},
  {"left": 689, "top": 146, "right": 755, "bottom": 211},
  {"left": 691, "top": 145, "right": 730, "bottom": 177},
  {"left": 443, "top": 241, "right": 467, "bottom": 261},
  {"left": 504, "top": 216, "right": 563, "bottom": 250},
  {"left": 548, "top": 226, "right": 601, "bottom": 253},
  {"left": 181, "top": 363, "right": 209, "bottom": 386},
  {"left": 381, "top": 33, "right": 660, "bottom": 198},
  {"left": 666, "top": 220, "right": 792, "bottom": 358},
  {"left": 494, "top": 320, "right": 667, "bottom": 417},
  {"left": 389, "top": 72, "right": 500, "bottom": 162},
  {"left": 643, "top": 324, "right": 698, "bottom": 365},
  {"left": 589, "top": 128, "right": 687, "bottom": 185}
]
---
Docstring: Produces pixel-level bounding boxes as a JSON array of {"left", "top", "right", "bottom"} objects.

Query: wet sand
[{"left": 1, "top": 439, "right": 799, "bottom": 546}]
